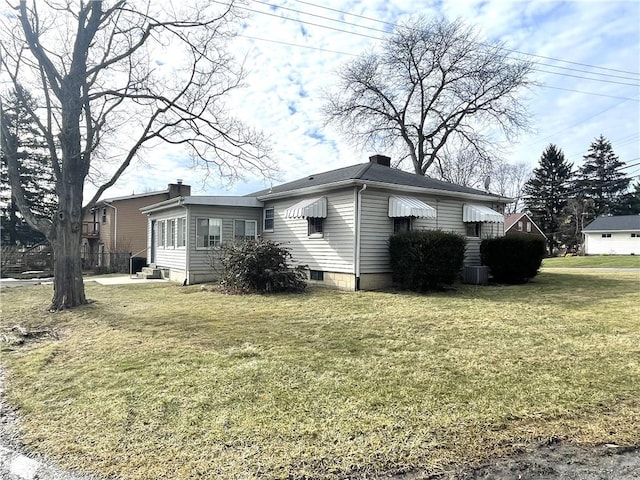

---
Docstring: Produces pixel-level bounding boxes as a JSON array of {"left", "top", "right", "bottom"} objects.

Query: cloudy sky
[{"left": 101, "top": 0, "right": 639, "bottom": 201}]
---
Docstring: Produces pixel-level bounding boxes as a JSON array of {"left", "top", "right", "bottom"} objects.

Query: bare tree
[
  {"left": 491, "top": 160, "right": 531, "bottom": 213},
  {"left": 0, "top": 1, "right": 273, "bottom": 309},
  {"left": 325, "top": 17, "right": 533, "bottom": 176},
  {"left": 432, "top": 144, "right": 493, "bottom": 188}
]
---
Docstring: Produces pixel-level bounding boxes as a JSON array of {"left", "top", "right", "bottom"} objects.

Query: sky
[{"left": 90, "top": 0, "right": 640, "bottom": 201}]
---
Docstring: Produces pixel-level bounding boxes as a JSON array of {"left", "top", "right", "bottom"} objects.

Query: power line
[
  {"left": 532, "top": 68, "right": 639, "bottom": 87},
  {"left": 289, "top": 0, "right": 640, "bottom": 77},
  {"left": 243, "top": 0, "right": 640, "bottom": 83},
  {"left": 538, "top": 85, "right": 640, "bottom": 102}
]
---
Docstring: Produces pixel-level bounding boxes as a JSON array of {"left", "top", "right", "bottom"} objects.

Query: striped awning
[
  {"left": 463, "top": 204, "right": 504, "bottom": 223},
  {"left": 284, "top": 197, "right": 327, "bottom": 219},
  {"left": 388, "top": 196, "right": 437, "bottom": 218}
]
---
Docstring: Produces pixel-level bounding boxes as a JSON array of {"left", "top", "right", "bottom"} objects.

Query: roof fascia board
[
  {"left": 257, "top": 179, "right": 512, "bottom": 203},
  {"left": 140, "top": 198, "right": 183, "bottom": 214}
]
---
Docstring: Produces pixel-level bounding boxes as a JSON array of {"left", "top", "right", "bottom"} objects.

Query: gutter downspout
[
  {"left": 183, "top": 201, "right": 190, "bottom": 285},
  {"left": 104, "top": 202, "right": 118, "bottom": 251},
  {"left": 354, "top": 184, "right": 367, "bottom": 291}
]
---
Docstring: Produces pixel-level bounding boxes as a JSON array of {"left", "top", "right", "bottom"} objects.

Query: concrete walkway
[{"left": 0, "top": 275, "right": 170, "bottom": 288}]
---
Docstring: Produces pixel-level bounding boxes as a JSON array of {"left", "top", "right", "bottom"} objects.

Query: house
[
  {"left": 81, "top": 180, "right": 190, "bottom": 268},
  {"left": 582, "top": 215, "right": 640, "bottom": 255},
  {"left": 140, "top": 155, "right": 510, "bottom": 290},
  {"left": 504, "top": 213, "right": 546, "bottom": 240}
]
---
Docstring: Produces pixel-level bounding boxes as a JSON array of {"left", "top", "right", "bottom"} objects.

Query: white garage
[{"left": 583, "top": 215, "right": 640, "bottom": 255}]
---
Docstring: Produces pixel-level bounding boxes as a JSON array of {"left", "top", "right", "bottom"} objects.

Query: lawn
[
  {"left": 543, "top": 255, "right": 640, "bottom": 268},
  {"left": 1, "top": 271, "right": 639, "bottom": 479}
]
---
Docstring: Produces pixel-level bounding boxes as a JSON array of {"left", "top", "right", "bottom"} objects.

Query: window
[
  {"left": 308, "top": 217, "right": 324, "bottom": 236},
  {"left": 101, "top": 208, "right": 107, "bottom": 224},
  {"left": 177, "top": 218, "right": 186, "bottom": 247},
  {"left": 393, "top": 217, "right": 412, "bottom": 234},
  {"left": 601, "top": 233, "right": 611, "bottom": 238},
  {"left": 466, "top": 222, "right": 481, "bottom": 237},
  {"left": 166, "top": 219, "right": 176, "bottom": 247},
  {"left": 158, "top": 220, "right": 166, "bottom": 247},
  {"left": 526, "top": 222, "right": 532, "bottom": 233},
  {"left": 309, "top": 270, "right": 324, "bottom": 281},
  {"left": 517, "top": 221, "right": 523, "bottom": 231},
  {"left": 263, "top": 208, "right": 274, "bottom": 232},
  {"left": 196, "top": 218, "right": 222, "bottom": 248},
  {"left": 631, "top": 233, "right": 638, "bottom": 238},
  {"left": 234, "top": 219, "right": 257, "bottom": 242}
]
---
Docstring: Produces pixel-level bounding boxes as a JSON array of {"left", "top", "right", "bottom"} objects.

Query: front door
[{"left": 150, "top": 220, "right": 156, "bottom": 265}]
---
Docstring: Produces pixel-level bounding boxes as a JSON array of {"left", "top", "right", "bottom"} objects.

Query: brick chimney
[
  {"left": 168, "top": 179, "right": 191, "bottom": 199},
  {"left": 369, "top": 154, "right": 391, "bottom": 167}
]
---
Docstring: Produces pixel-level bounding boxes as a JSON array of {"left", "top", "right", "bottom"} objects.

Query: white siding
[
  {"left": 262, "top": 188, "right": 356, "bottom": 273},
  {"left": 585, "top": 232, "right": 640, "bottom": 255},
  {"left": 187, "top": 205, "right": 263, "bottom": 280},
  {"left": 359, "top": 188, "right": 505, "bottom": 273},
  {"left": 148, "top": 207, "right": 188, "bottom": 272}
]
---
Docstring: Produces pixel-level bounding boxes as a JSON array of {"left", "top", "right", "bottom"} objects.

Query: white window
[
  {"left": 167, "top": 219, "right": 176, "bottom": 247},
  {"left": 527, "top": 222, "right": 532, "bottom": 233},
  {"left": 177, "top": 218, "right": 186, "bottom": 247},
  {"left": 263, "top": 208, "right": 274, "bottom": 232},
  {"left": 466, "top": 222, "right": 481, "bottom": 237},
  {"left": 158, "top": 220, "right": 166, "bottom": 247},
  {"left": 234, "top": 219, "right": 257, "bottom": 242},
  {"left": 308, "top": 217, "right": 324, "bottom": 237},
  {"left": 196, "top": 218, "right": 222, "bottom": 248},
  {"left": 393, "top": 217, "right": 412, "bottom": 234},
  {"left": 517, "top": 221, "right": 523, "bottom": 231},
  {"left": 601, "top": 233, "right": 611, "bottom": 238}
]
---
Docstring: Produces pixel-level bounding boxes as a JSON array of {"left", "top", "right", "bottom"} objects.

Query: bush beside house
[
  {"left": 217, "top": 240, "right": 307, "bottom": 294},
  {"left": 389, "top": 230, "right": 466, "bottom": 291},
  {"left": 481, "top": 234, "right": 546, "bottom": 284}
]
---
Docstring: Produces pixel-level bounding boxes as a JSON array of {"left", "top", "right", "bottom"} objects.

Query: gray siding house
[{"left": 141, "top": 155, "right": 509, "bottom": 290}]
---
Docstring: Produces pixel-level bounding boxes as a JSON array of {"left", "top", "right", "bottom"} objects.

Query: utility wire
[
  {"left": 243, "top": 0, "right": 640, "bottom": 82},
  {"left": 289, "top": 0, "right": 640, "bottom": 77}
]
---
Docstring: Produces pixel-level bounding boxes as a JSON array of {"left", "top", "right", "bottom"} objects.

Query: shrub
[
  {"left": 389, "top": 230, "right": 466, "bottom": 291},
  {"left": 217, "top": 240, "right": 307, "bottom": 294},
  {"left": 480, "top": 234, "right": 546, "bottom": 284}
]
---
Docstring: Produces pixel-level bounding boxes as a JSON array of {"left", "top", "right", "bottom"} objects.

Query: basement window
[{"left": 309, "top": 270, "right": 324, "bottom": 281}]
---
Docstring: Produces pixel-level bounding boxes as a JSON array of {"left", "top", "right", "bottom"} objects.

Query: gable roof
[
  {"left": 251, "top": 162, "right": 509, "bottom": 202},
  {"left": 504, "top": 213, "right": 526, "bottom": 231},
  {"left": 504, "top": 212, "right": 546, "bottom": 237},
  {"left": 583, "top": 215, "right": 640, "bottom": 232}
]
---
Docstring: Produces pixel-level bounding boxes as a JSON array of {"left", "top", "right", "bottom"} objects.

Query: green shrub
[
  {"left": 218, "top": 240, "right": 307, "bottom": 294},
  {"left": 480, "top": 234, "right": 546, "bottom": 284},
  {"left": 389, "top": 230, "right": 466, "bottom": 291}
]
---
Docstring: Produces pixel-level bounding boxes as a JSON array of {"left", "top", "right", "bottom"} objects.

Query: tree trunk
[{"left": 49, "top": 180, "right": 87, "bottom": 310}]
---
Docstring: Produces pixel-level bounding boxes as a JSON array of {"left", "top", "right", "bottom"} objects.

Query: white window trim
[
  {"left": 158, "top": 220, "right": 166, "bottom": 248},
  {"left": 177, "top": 217, "right": 187, "bottom": 249},
  {"left": 263, "top": 208, "right": 274, "bottom": 233},
  {"left": 166, "top": 218, "right": 176, "bottom": 248},
  {"left": 308, "top": 217, "right": 324, "bottom": 238},
  {"left": 195, "top": 217, "right": 223, "bottom": 249},
  {"left": 233, "top": 219, "right": 258, "bottom": 242}
]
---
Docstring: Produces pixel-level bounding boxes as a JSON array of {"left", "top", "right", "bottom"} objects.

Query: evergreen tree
[
  {"left": 576, "top": 135, "right": 630, "bottom": 217},
  {"left": 613, "top": 180, "right": 640, "bottom": 215},
  {"left": 523, "top": 144, "right": 573, "bottom": 252},
  {"left": 0, "top": 88, "right": 57, "bottom": 246}
]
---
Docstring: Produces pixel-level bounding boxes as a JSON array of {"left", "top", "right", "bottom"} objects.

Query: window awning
[
  {"left": 463, "top": 204, "right": 504, "bottom": 223},
  {"left": 284, "top": 197, "right": 327, "bottom": 219},
  {"left": 388, "top": 196, "right": 437, "bottom": 218}
]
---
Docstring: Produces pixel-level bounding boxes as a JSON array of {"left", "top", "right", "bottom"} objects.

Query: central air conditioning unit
[{"left": 463, "top": 265, "right": 489, "bottom": 285}]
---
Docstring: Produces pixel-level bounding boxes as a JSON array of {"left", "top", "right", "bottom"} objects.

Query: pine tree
[
  {"left": 0, "top": 89, "right": 57, "bottom": 246},
  {"left": 523, "top": 144, "right": 573, "bottom": 252},
  {"left": 614, "top": 180, "right": 640, "bottom": 215},
  {"left": 576, "top": 135, "right": 630, "bottom": 217}
]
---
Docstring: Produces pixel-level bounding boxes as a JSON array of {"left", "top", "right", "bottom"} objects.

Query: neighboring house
[
  {"left": 82, "top": 180, "right": 190, "bottom": 267},
  {"left": 582, "top": 215, "right": 640, "bottom": 255},
  {"left": 504, "top": 213, "right": 546, "bottom": 240},
  {"left": 141, "top": 155, "right": 509, "bottom": 290}
]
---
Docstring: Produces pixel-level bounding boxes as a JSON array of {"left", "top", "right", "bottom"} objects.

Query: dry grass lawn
[{"left": 1, "top": 269, "right": 639, "bottom": 479}]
